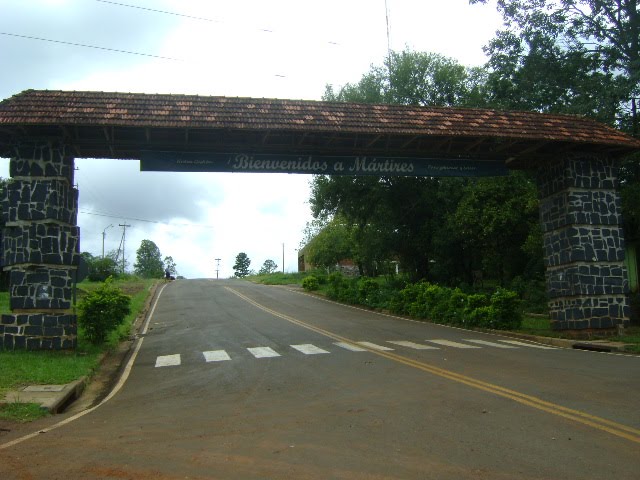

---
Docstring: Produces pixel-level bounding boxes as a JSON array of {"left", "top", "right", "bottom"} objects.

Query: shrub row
[
  {"left": 389, "top": 281, "right": 522, "bottom": 330},
  {"left": 302, "top": 272, "right": 522, "bottom": 330}
]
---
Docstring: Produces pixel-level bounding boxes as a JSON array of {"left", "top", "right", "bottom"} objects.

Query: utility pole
[
  {"left": 118, "top": 223, "right": 131, "bottom": 274},
  {"left": 214, "top": 258, "right": 221, "bottom": 279},
  {"left": 102, "top": 224, "right": 113, "bottom": 258},
  {"left": 282, "top": 243, "right": 285, "bottom": 274}
]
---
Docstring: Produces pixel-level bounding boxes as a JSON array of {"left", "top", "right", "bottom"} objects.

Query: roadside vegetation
[
  {"left": 250, "top": 270, "right": 640, "bottom": 352},
  {"left": 0, "top": 276, "right": 156, "bottom": 422}
]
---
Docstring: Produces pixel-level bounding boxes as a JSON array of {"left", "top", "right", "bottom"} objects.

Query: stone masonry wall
[
  {"left": 537, "top": 154, "right": 630, "bottom": 331},
  {"left": 1, "top": 143, "right": 79, "bottom": 350}
]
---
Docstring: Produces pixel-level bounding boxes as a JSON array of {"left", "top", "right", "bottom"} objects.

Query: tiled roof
[{"left": 0, "top": 89, "right": 638, "bottom": 162}]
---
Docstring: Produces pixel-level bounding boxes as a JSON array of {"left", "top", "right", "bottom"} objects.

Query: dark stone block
[
  {"left": 569, "top": 319, "right": 589, "bottom": 330},
  {"left": 43, "top": 253, "right": 62, "bottom": 264},
  {"left": 10, "top": 270, "right": 25, "bottom": 284},
  {"left": 51, "top": 337, "right": 62, "bottom": 350},
  {"left": 28, "top": 315, "right": 43, "bottom": 326},
  {"left": 32, "top": 183, "right": 47, "bottom": 202},
  {"left": 63, "top": 326, "right": 77, "bottom": 336},
  {"left": 600, "top": 317, "right": 614, "bottom": 328},
  {"left": 4, "top": 334, "right": 14, "bottom": 350},
  {"left": 26, "top": 338, "right": 41, "bottom": 351},
  {"left": 43, "top": 316, "right": 58, "bottom": 327},
  {"left": 51, "top": 276, "right": 67, "bottom": 287},
  {"left": 1, "top": 315, "right": 16, "bottom": 325},
  {"left": 14, "top": 335, "right": 26, "bottom": 349},
  {"left": 26, "top": 272, "right": 49, "bottom": 284},
  {"left": 24, "top": 325, "right": 43, "bottom": 336},
  {"left": 4, "top": 326, "right": 19, "bottom": 334},
  {"left": 43, "top": 327, "right": 63, "bottom": 337},
  {"left": 551, "top": 321, "right": 568, "bottom": 330},
  {"left": 40, "top": 339, "right": 52, "bottom": 350},
  {"left": 10, "top": 297, "right": 26, "bottom": 310}
]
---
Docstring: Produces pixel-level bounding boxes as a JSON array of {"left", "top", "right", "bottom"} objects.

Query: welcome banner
[{"left": 140, "top": 151, "right": 509, "bottom": 177}]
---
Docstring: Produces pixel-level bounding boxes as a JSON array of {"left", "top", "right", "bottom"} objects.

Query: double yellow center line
[{"left": 226, "top": 287, "right": 640, "bottom": 445}]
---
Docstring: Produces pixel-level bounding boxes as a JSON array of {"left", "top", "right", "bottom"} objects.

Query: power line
[
  {"left": 78, "top": 208, "right": 214, "bottom": 229},
  {"left": 96, "top": 0, "right": 225, "bottom": 24},
  {"left": 0, "top": 31, "right": 180, "bottom": 61},
  {"left": 94, "top": 0, "right": 340, "bottom": 45}
]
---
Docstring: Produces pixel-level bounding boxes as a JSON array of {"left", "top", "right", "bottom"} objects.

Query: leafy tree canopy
[
  {"left": 163, "top": 256, "right": 178, "bottom": 276},
  {"left": 134, "top": 240, "right": 164, "bottom": 278},
  {"left": 82, "top": 251, "right": 120, "bottom": 282},
  {"left": 324, "top": 49, "right": 488, "bottom": 108},
  {"left": 470, "top": 0, "right": 639, "bottom": 133},
  {"left": 233, "top": 252, "right": 251, "bottom": 278},
  {"left": 258, "top": 259, "right": 279, "bottom": 275}
]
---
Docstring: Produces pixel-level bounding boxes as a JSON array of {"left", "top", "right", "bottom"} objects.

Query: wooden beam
[
  {"left": 365, "top": 135, "right": 382, "bottom": 148},
  {"left": 400, "top": 136, "right": 419, "bottom": 149}
]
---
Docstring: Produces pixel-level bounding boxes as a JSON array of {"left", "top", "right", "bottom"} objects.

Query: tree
[
  {"left": 470, "top": 0, "right": 639, "bottom": 134},
  {"left": 233, "top": 252, "right": 251, "bottom": 278},
  {"left": 134, "top": 240, "right": 164, "bottom": 278},
  {"left": 314, "top": 48, "right": 544, "bottom": 284},
  {"left": 258, "top": 259, "right": 278, "bottom": 275},
  {"left": 303, "top": 216, "right": 357, "bottom": 271},
  {"left": 449, "top": 172, "right": 542, "bottom": 285},
  {"left": 163, "top": 256, "right": 178, "bottom": 276},
  {"left": 82, "top": 251, "right": 119, "bottom": 281},
  {"left": 324, "top": 48, "right": 489, "bottom": 108}
]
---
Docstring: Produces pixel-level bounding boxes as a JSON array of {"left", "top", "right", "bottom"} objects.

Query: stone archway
[{"left": 0, "top": 90, "right": 638, "bottom": 349}]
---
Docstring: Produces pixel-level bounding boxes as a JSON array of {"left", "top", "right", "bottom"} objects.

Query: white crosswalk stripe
[
  {"left": 498, "top": 340, "right": 556, "bottom": 349},
  {"left": 464, "top": 339, "right": 518, "bottom": 349},
  {"left": 247, "top": 347, "right": 281, "bottom": 358},
  {"left": 155, "top": 354, "right": 181, "bottom": 367},
  {"left": 291, "top": 344, "right": 330, "bottom": 355},
  {"left": 203, "top": 350, "right": 231, "bottom": 362},
  {"left": 425, "top": 339, "right": 481, "bottom": 349},
  {"left": 357, "top": 341, "right": 394, "bottom": 351},
  {"left": 154, "top": 337, "right": 559, "bottom": 367},
  {"left": 388, "top": 340, "right": 438, "bottom": 350},
  {"left": 334, "top": 342, "right": 368, "bottom": 352}
]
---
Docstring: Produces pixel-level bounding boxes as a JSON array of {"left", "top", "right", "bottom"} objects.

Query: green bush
[
  {"left": 302, "top": 275, "right": 320, "bottom": 291},
  {"left": 488, "top": 288, "right": 523, "bottom": 329},
  {"left": 78, "top": 277, "right": 132, "bottom": 345},
  {"left": 358, "top": 278, "right": 380, "bottom": 306}
]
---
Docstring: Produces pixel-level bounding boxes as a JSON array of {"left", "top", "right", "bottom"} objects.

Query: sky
[{"left": 0, "top": 0, "right": 503, "bottom": 279}]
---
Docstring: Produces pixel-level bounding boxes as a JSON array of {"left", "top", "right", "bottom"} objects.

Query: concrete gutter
[{"left": 2, "top": 377, "right": 86, "bottom": 414}]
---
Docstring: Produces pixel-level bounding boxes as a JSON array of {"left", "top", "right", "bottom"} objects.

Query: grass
[
  {"left": 517, "top": 314, "right": 565, "bottom": 338},
  {"left": 611, "top": 326, "right": 640, "bottom": 353},
  {"left": 0, "top": 277, "right": 157, "bottom": 422},
  {"left": 0, "top": 403, "right": 50, "bottom": 422},
  {"left": 246, "top": 271, "right": 309, "bottom": 285}
]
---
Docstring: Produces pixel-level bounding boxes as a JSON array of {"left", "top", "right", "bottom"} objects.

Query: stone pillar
[
  {"left": 0, "top": 143, "right": 80, "bottom": 350},
  {"left": 537, "top": 154, "right": 630, "bottom": 333}
]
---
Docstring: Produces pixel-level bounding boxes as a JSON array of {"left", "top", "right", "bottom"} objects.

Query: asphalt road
[{"left": 1, "top": 279, "right": 639, "bottom": 479}]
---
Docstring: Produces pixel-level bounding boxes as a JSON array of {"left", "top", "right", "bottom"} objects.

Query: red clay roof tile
[{"left": 0, "top": 90, "right": 638, "bottom": 161}]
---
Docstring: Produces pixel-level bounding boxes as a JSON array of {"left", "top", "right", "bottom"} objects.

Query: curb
[{"left": 491, "top": 330, "right": 632, "bottom": 353}]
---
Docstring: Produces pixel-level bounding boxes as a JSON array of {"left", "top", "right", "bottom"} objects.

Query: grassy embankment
[{"left": 0, "top": 277, "right": 157, "bottom": 422}]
